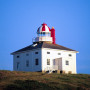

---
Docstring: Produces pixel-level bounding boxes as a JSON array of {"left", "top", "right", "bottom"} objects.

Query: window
[
  {"left": 42, "top": 32, "right": 45, "bottom": 36},
  {"left": 35, "top": 52, "right": 38, "bottom": 54},
  {"left": 35, "top": 59, "right": 39, "bottom": 65},
  {"left": 66, "top": 61, "right": 69, "bottom": 65},
  {"left": 47, "top": 52, "right": 50, "bottom": 54},
  {"left": 26, "top": 60, "right": 29, "bottom": 67},
  {"left": 53, "top": 59, "right": 55, "bottom": 65},
  {"left": 26, "top": 53, "right": 29, "bottom": 56},
  {"left": 17, "top": 62, "right": 20, "bottom": 69},
  {"left": 58, "top": 53, "right": 61, "bottom": 55},
  {"left": 69, "top": 54, "right": 72, "bottom": 57},
  {"left": 47, "top": 59, "right": 50, "bottom": 65},
  {"left": 17, "top": 56, "right": 19, "bottom": 58}
]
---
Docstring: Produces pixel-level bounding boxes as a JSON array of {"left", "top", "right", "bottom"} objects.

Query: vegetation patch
[{"left": 0, "top": 70, "right": 90, "bottom": 90}]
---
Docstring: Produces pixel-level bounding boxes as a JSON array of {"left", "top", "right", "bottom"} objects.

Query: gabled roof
[{"left": 11, "top": 42, "right": 78, "bottom": 54}]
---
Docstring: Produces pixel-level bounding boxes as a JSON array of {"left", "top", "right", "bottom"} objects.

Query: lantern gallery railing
[{"left": 32, "top": 37, "right": 52, "bottom": 43}]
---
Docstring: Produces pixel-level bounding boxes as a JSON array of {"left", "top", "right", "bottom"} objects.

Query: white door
[{"left": 53, "top": 58, "right": 62, "bottom": 70}]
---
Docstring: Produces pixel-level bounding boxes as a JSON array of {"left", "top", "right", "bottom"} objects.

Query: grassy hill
[{"left": 0, "top": 70, "right": 90, "bottom": 90}]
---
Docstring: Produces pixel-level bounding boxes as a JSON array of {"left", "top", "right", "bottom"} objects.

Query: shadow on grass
[{"left": 4, "top": 80, "right": 59, "bottom": 90}]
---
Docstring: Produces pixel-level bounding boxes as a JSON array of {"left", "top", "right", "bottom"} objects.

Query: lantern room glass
[{"left": 37, "top": 32, "right": 51, "bottom": 37}]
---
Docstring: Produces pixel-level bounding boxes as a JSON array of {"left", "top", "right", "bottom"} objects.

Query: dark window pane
[
  {"left": 47, "top": 59, "right": 50, "bottom": 65},
  {"left": 26, "top": 54, "right": 29, "bottom": 56},
  {"left": 47, "top": 52, "right": 50, "bottom": 54},
  {"left": 69, "top": 54, "right": 72, "bottom": 57},
  {"left": 35, "top": 52, "right": 38, "bottom": 54},
  {"left": 17, "top": 62, "right": 20, "bottom": 69},
  {"left": 66, "top": 61, "right": 69, "bottom": 65},
  {"left": 26, "top": 60, "right": 29, "bottom": 67},
  {"left": 58, "top": 53, "right": 61, "bottom": 55},
  {"left": 35, "top": 59, "right": 39, "bottom": 65},
  {"left": 17, "top": 56, "right": 19, "bottom": 58}
]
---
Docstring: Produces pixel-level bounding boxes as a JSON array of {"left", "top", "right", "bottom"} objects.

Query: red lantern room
[
  {"left": 33, "top": 23, "right": 56, "bottom": 44},
  {"left": 37, "top": 23, "right": 51, "bottom": 37}
]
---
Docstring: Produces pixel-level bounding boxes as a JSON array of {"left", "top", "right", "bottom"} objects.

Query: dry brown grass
[{"left": 0, "top": 70, "right": 90, "bottom": 90}]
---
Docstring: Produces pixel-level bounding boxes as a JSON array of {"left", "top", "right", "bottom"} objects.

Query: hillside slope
[{"left": 0, "top": 70, "right": 90, "bottom": 90}]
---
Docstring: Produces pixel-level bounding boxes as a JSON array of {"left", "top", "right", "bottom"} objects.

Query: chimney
[{"left": 51, "top": 27, "right": 56, "bottom": 44}]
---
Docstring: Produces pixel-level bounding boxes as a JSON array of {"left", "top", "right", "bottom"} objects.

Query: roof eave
[
  {"left": 42, "top": 47, "right": 78, "bottom": 53},
  {"left": 11, "top": 48, "right": 42, "bottom": 55}
]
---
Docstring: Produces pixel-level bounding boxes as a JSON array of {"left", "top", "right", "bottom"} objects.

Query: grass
[{"left": 0, "top": 70, "right": 90, "bottom": 90}]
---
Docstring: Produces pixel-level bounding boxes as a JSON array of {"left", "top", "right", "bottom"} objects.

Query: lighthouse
[
  {"left": 33, "top": 23, "right": 55, "bottom": 44},
  {"left": 11, "top": 23, "right": 78, "bottom": 74}
]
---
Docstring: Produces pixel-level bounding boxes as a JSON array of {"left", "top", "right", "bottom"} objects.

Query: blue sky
[{"left": 0, "top": 0, "right": 90, "bottom": 74}]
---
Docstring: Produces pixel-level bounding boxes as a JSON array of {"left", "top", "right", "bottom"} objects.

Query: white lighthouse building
[{"left": 11, "top": 23, "right": 78, "bottom": 74}]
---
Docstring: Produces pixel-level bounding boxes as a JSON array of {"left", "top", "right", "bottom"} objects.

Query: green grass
[{"left": 0, "top": 70, "right": 90, "bottom": 90}]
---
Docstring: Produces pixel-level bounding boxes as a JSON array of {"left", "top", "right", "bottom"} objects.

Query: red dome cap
[{"left": 37, "top": 23, "right": 50, "bottom": 33}]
